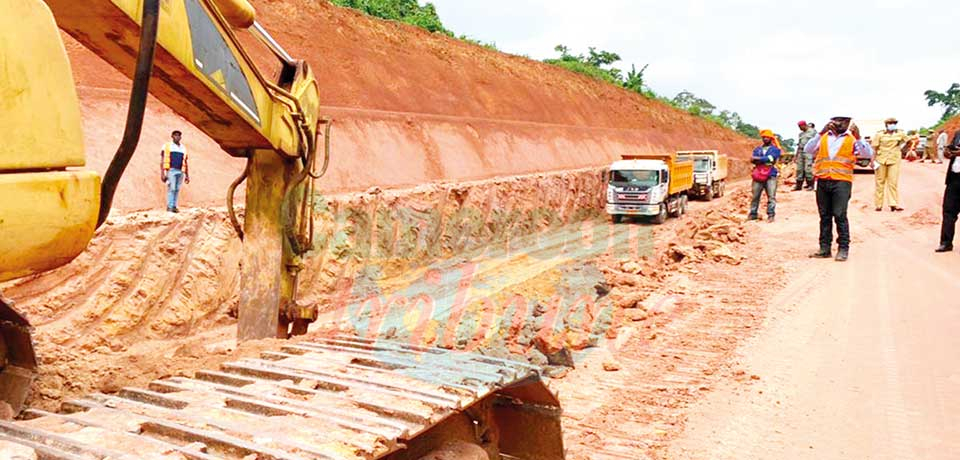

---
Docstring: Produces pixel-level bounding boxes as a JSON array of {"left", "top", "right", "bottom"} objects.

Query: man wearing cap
[
  {"left": 804, "top": 117, "right": 873, "bottom": 261},
  {"left": 748, "top": 130, "right": 783, "bottom": 222},
  {"left": 871, "top": 117, "right": 908, "bottom": 212},
  {"left": 160, "top": 130, "right": 190, "bottom": 213},
  {"left": 936, "top": 129, "right": 960, "bottom": 253},
  {"left": 794, "top": 121, "right": 818, "bottom": 190}
]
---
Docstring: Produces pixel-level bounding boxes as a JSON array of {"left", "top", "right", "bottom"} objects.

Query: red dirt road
[{"left": 665, "top": 163, "right": 960, "bottom": 458}]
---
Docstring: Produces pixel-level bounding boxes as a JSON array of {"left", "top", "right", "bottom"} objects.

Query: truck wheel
[
  {"left": 717, "top": 181, "right": 725, "bottom": 197},
  {"left": 681, "top": 195, "right": 689, "bottom": 215},
  {"left": 610, "top": 214, "right": 622, "bottom": 224},
  {"left": 705, "top": 185, "right": 713, "bottom": 201},
  {"left": 653, "top": 204, "right": 667, "bottom": 224}
]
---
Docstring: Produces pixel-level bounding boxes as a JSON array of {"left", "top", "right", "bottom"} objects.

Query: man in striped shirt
[{"left": 160, "top": 130, "right": 190, "bottom": 213}]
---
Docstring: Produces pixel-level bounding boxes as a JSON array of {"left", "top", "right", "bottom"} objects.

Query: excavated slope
[
  {"left": 65, "top": 0, "right": 756, "bottom": 212},
  {"left": 5, "top": 1, "right": 759, "bottom": 409}
]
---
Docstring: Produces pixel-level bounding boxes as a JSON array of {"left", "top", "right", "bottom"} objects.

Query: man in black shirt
[{"left": 936, "top": 129, "right": 960, "bottom": 253}]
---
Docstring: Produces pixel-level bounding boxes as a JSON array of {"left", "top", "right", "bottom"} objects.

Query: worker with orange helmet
[
  {"left": 748, "top": 130, "right": 784, "bottom": 222},
  {"left": 804, "top": 117, "right": 873, "bottom": 261}
]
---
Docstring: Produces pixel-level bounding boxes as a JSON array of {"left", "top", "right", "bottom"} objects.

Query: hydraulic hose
[
  {"left": 227, "top": 155, "right": 252, "bottom": 241},
  {"left": 97, "top": 0, "right": 160, "bottom": 228}
]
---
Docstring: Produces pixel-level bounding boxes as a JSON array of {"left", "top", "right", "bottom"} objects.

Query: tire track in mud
[
  {"left": 51, "top": 221, "right": 184, "bottom": 346},
  {"left": 124, "top": 214, "right": 227, "bottom": 339}
]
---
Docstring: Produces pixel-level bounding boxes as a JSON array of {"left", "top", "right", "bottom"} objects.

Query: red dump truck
[{"left": 605, "top": 153, "right": 694, "bottom": 224}]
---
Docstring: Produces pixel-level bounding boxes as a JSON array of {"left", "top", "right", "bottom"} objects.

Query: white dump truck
[
  {"left": 605, "top": 153, "right": 694, "bottom": 224},
  {"left": 677, "top": 150, "right": 728, "bottom": 200}
]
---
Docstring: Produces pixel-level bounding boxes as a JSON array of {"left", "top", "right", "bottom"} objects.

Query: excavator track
[{"left": 0, "top": 336, "right": 564, "bottom": 460}]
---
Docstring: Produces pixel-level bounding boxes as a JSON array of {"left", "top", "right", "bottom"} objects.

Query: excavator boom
[{"left": 46, "top": 0, "right": 317, "bottom": 155}]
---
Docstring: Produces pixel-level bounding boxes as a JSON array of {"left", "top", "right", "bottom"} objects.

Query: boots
[{"left": 835, "top": 248, "right": 849, "bottom": 262}]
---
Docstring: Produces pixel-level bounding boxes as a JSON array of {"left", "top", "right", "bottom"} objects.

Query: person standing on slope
[
  {"left": 748, "top": 130, "right": 783, "bottom": 222},
  {"left": 805, "top": 117, "right": 873, "bottom": 262},
  {"left": 871, "top": 117, "right": 908, "bottom": 212},
  {"left": 794, "top": 121, "right": 818, "bottom": 191},
  {"left": 160, "top": 130, "right": 190, "bottom": 213},
  {"left": 936, "top": 130, "right": 960, "bottom": 253}
]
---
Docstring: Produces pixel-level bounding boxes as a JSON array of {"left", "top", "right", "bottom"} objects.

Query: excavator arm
[
  {"left": 47, "top": 0, "right": 326, "bottom": 340},
  {"left": 0, "top": 0, "right": 323, "bottom": 412}
]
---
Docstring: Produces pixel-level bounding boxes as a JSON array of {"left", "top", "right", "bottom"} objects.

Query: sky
[{"left": 430, "top": 0, "right": 959, "bottom": 139}]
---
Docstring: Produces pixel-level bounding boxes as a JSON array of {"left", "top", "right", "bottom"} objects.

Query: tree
[
  {"left": 715, "top": 110, "right": 742, "bottom": 130},
  {"left": 924, "top": 83, "right": 960, "bottom": 123},
  {"left": 672, "top": 90, "right": 716, "bottom": 116},
  {"left": 622, "top": 64, "right": 648, "bottom": 93},
  {"left": 544, "top": 45, "right": 625, "bottom": 86},
  {"left": 736, "top": 123, "right": 760, "bottom": 139}
]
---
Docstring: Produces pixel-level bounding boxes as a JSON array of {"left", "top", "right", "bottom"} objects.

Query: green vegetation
[
  {"left": 330, "top": 0, "right": 452, "bottom": 34},
  {"left": 543, "top": 45, "right": 766, "bottom": 139},
  {"left": 925, "top": 83, "right": 960, "bottom": 127},
  {"left": 544, "top": 46, "right": 645, "bottom": 87}
]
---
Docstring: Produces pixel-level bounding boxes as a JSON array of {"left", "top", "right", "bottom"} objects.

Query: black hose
[
  {"left": 96, "top": 0, "right": 160, "bottom": 228},
  {"left": 227, "top": 155, "right": 252, "bottom": 240}
]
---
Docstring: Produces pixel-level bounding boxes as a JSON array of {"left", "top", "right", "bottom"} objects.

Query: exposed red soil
[
  {"left": 8, "top": 0, "right": 762, "bottom": 436},
  {"left": 942, "top": 114, "right": 960, "bottom": 137},
  {"left": 63, "top": 0, "right": 755, "bottom": 212}
]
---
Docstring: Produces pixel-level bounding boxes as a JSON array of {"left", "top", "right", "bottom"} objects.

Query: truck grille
[{"left": 616, "top": 192, "right": 649, "bottom": 203}]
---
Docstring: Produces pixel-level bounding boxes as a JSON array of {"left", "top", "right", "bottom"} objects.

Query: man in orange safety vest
[{"left": 804, "top": 117, "right": 873, "bottom": 262}]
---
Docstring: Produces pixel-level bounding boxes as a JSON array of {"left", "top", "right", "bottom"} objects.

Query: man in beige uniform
[{"left": 871, "top": 117, "right": 908, "bottom": 212}]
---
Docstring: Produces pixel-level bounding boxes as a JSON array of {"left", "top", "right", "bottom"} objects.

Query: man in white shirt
[
  {"left": 937, "top": 129, "right": 949, "bottom": 164},
  {"left": 936, "top": 130, "right": 960, "bottom": 252}
]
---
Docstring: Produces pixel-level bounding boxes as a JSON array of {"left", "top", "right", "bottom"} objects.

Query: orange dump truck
[{"left": 605, "top": 153, "right": 694, "bottom": 224}]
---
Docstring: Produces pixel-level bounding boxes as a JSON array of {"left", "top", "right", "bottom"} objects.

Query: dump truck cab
[
  {"left": 677, "top": 150, "right": 728, "bottom": 201},
  {"left": 606, "top": 154, "right": 693, "bottom": 224}
]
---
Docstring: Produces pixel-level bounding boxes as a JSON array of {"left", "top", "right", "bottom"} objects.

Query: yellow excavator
[{"left": 0, "top": 1, "right": 563, "bottom": 457}]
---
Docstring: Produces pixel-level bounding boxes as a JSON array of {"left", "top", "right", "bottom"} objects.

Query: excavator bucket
[
  {"left": 0, "top": 298, "right": 37, "bottom": 417},
  {"left": 0, "top": 336, "right": 564, "bottom": 459}
]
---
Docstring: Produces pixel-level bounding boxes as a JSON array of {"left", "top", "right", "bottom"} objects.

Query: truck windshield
[
  {"left": 694, "top": 159, "right": 711, "bottom": 172},
  {"left": 610, "top": 170, "right": 659, "bottom": 186}
]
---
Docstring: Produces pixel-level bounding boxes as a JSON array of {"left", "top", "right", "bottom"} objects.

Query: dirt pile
[
  {"left": 64, "top": 0, "right": 756, "bottom": 211},
  {"left": 600, "top": 192, "right": 749, "bottom": 311}
]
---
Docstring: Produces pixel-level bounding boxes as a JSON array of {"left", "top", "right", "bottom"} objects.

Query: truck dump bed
[
  {"left": 677, "top": 150, "right": 728, "bottom": 181},
  {"left": 0, "top": 336, "right": 564, "bottom": 460},
  {"left": 621, "top": 153, "right": 694, "bottom": 195}
]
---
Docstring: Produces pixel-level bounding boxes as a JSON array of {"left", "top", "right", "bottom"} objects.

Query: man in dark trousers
[
  {"left": 936, "top": 129, "right": 960, "bottom": 252},
  {"left": 804, "top": 117, "right": 873, "bottom": 261}
]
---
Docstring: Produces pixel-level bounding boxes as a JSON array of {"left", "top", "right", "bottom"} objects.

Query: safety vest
[
  {"left": 162, "top": 142, "right": 186, "bottom": 170},
  {"left": 813, "top": 135, "right": 855, "bottom": 182}
]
